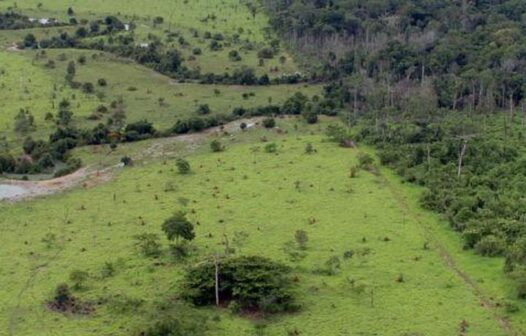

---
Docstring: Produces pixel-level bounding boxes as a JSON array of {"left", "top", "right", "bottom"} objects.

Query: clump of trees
[
  {"left": 182, "top": 256, "right": 299, "bottom": 314},
  {"left": 0, "top": 12, "right": 64, "bottom": 30}
]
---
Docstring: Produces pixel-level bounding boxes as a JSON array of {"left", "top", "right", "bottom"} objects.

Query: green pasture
[{"left": 1, "top": 119, "right": 523, "bottom": 335}]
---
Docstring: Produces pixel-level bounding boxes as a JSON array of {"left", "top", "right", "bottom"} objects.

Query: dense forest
[{"left": 264, "top": 0, "right": 526, "bottom": 112}]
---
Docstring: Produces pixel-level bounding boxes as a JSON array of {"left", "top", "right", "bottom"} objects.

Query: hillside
[{"left": 1, "top": 1, "right": 526, "bottom": 336}]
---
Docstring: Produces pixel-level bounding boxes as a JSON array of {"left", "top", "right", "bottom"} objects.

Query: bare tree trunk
[
  {"left": 510, "top": 94, "right": 514, "bottom": 122},
  {"left": 214, "top": 255, "right": 220, "bottom": 307},
  {"left": 223, "top": 234, "right": 230, "bottom": 256},
  {"left": 457, "top": 140, "right": 468, "bottom": 179},
  {"left": 427, "top": 143, "right": 431, "bottom": 170}
]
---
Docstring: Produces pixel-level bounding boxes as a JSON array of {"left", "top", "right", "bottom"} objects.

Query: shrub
[
  {"left": 97, "top": 78, "right": 107, "bottom": 86},
  {"left": 196, "top": 104, "right": 211, "bottom": 115},
  {"left": 304, "top": 112, "right": 318, "bottom": 124},
  {"left": 257, "top": 47, "right": 274, "bottom": 59},
  {"left": 357, "top": 153, "right": 374, "bottom": 169},
  {"left": 81, "top": 82, "right": 94, "bottom": 94},
  {"left": 474, "top": 235, "right": 506, "bottom": 257},
  {"left": 264, "top": 143, "right": 277, "bottom": 153},
  {"left": 120, "top": 156, "right": 133, "bottom": 166},
  {"left": 176, "top": 158, "right": 191, "bottom": 174},
  {"left": 133, "top": 233, "right": 161, "bottom": 258},
  {"left": 262, "top": 117, "right": 276, "bottom": 128},
  {"left": 182, "top": 256, "right": 299, "bottom": 313},
  {"left": 210, "top": 140, "right": 224, "bottom": 152}
]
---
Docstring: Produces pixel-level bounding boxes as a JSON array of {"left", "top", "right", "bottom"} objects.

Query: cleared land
[{"left": 1, "top": 118, "right": 525, "bottom": 335}]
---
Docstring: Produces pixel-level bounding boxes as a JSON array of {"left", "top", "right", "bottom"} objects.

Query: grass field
[
  {"left": 2, "top": 1, "right": 526, "bottom": 336},
  {"left": 0, "top": 0, "right": 299, "bottom": 76},
  {"left": 0, "top": 48, "right": 320, "bottom": 151},
  {"left": 1, "top": 118, "right": 525, "bottom": 336}
]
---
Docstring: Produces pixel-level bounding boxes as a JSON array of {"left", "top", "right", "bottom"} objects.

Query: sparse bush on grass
[
  {"left": 133, "top": 233, "right": 162, "bottom": 258},
  {"left": 263, "top": 117, "right": 276, "bottom": 128},
  {"left": 264, "top": 143, "right": 277, "bottom": 153},
  {"left": 176, "top": 158, "right": 191, "bottom": 174},
  {"left": 210, "top": 140, "right": 224, "bottom": 152},
  {"left": 305, "top": 143, "right": 315, "bottom": 154}
]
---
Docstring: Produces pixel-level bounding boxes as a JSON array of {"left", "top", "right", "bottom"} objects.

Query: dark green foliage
[
  {"left": 264, "top": 0, "right": 526, "bottom": 112},
  {"left": 162, "top": 211, "right": 195, "bottom": 243},
  {"left": 124, "top": 120, "right": 156, "bottom": 141},
  {"left": 176, "top": 158, "right": 191, "bottom": 174},
  {"left": 262, "top": 117, "right": 276, "bottom": 128},
  {"left": 264, "top": 143, "right": 277, "bottom": 153},
  {"left": 133, "top": 233, "right": 162, "bottom": 258},
  {"left": 257, "top": 47, "right": 274, "bottom": 59},
  {"left": 97, "top": 78, "right": 107, "bottom": 86},
  {"left": 228, "top": 50, "right": 242, "bottom": 62},
  {"left": 196, "top": 104, "right": 211, "bottom": 115},
  {"left": 0, "top": 12, "right": 64, "bottom": 30},
  {"left": 210, "top": 140, "right": 224, "bottom": 152},
  {"left": 22, "top": 33, "right": 38, "bottom": 48},
  {"left": 120, "top": 156, "right": 133, "bottom": 166},
  {"left": 325, "top": 124, "right": 350, "bottom": 144},
  {"left": 182, "top": 256, "right": 298, "bottom": 314},
  {"left": 357, "top": 111, "right": 526, "bottom": 294},
  {"left": 14, "top": 109, "right": 35, "bottom": 133}
]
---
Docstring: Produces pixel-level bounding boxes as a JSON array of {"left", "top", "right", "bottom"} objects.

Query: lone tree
[{"left": 162, "top": 211, "right": 195, "bottom": 244}]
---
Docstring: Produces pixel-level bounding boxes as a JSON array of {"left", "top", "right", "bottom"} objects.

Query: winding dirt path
[{"left": 0, "top": 117, "right": 264, "bottom": 202}]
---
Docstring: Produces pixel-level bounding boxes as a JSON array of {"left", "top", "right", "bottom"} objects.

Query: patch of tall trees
[
  {"left": 263, "top": 0, "right": 526, "bottom": 112},
  {"left": 355, "top": 110, "right": 526, "bottom": 297}
]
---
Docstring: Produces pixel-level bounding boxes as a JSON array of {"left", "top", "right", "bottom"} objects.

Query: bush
[
  {"left": 196, "top": 104, "right": 210, "bottom": 115},
  {"left": 357, "top": 153, "right": 374, "bottom": 169},
  {"left": 304, "top": 112, "right": 318, "bottom": 124},
  {"left": 262, "top": 118, "right": 276, "bottom": 128},
  {"left": 265, "top": 143, "right": 277, "bottom": 153},
  {"left": 474, "top": 235, "right": 506, "bottom": 257},
  {"left": 97, "top": 78, "right": 107, "bottom": 86},
  {"left": 120, "top": 156, "right": 133, "bottom": 166},
  {"left": 133, "top": 233, "right": 162, "bottom": 258},
  {"left": 81, "top": 82, "right": 94, "bottom": 94},
  {"left": 210, "top": 140, "right": 224, "bottom": 152},
  {"left": 257, "top": 47, "right": 274, "bottom": 59},
  {"left": 182, "top": 256, "right": 299, "bottom": 313},
  {"left": 176, "top": 158, "right": 191, "bottom": 174}
]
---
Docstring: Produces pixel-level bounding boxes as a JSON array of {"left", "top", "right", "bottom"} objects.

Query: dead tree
[{"left": 457, "top": 140, "right": 468, "bottom": 179}]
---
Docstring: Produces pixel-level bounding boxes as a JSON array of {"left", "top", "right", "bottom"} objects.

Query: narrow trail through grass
[{"left": 378, "top": 165, "right": 521, "bottom": 336}]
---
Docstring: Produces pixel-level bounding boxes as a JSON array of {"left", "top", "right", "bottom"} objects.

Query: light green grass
[
  {"left": 0, "top": 0, "right": 300, "bottom": 76},
  {"left": 0, "top": 48, "right": 320, "bottom": 151},
  {"left": 0, "top": 119, "right": 522, "bottom": 335}
]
